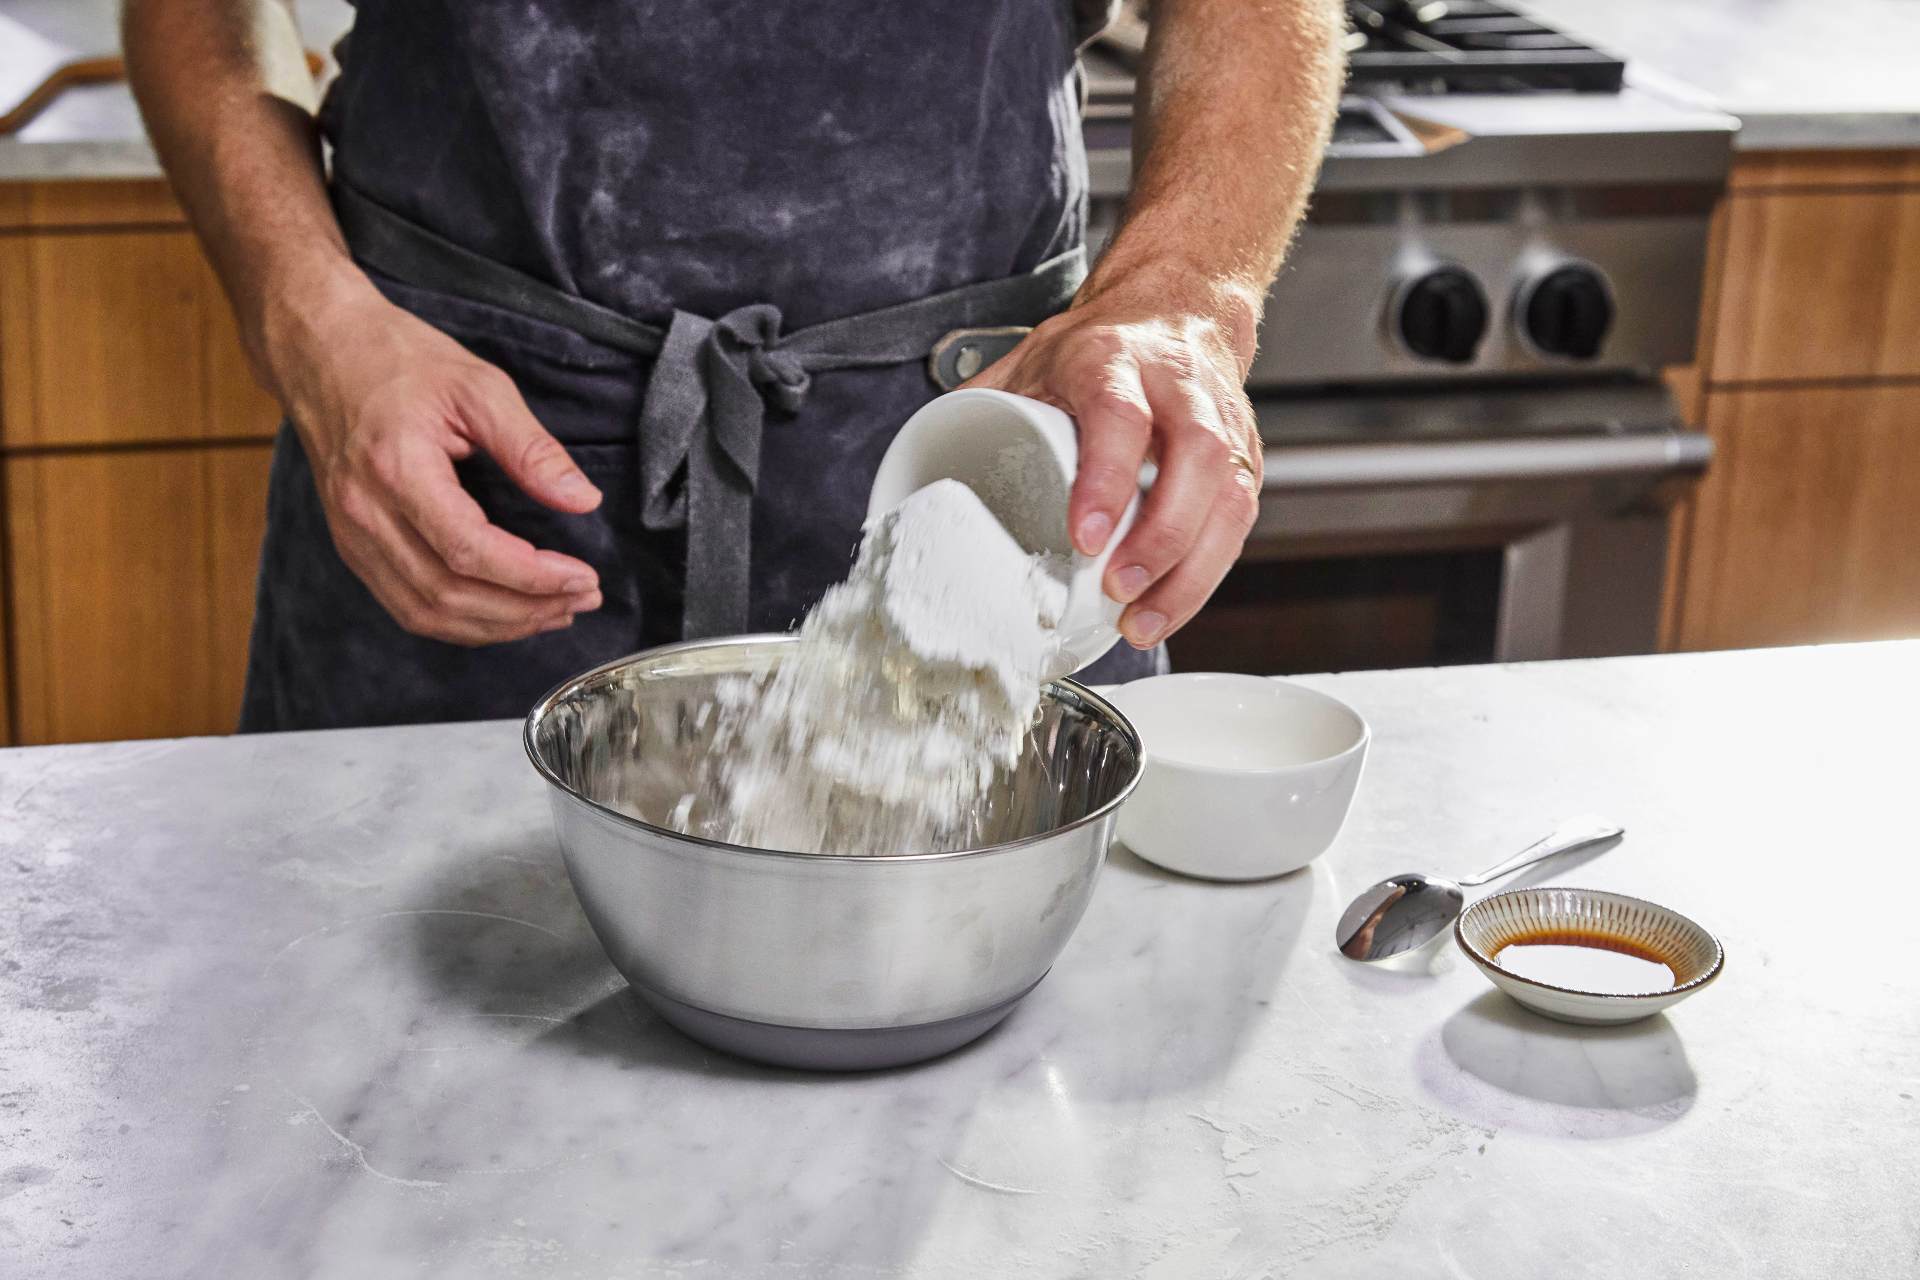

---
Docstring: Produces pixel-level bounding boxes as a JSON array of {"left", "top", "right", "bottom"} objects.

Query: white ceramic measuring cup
[{"left": 868, "top": 388, "right": 1144, "bottom": 680}]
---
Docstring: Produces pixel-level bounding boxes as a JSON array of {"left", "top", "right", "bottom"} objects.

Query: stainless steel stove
[{"left": 1083, "top": 3, "right": 1736, "bottom": 674}]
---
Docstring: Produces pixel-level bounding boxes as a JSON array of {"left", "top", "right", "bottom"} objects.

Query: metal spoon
[{"left": 1335, "top": 817, "right": 1625, "bottom": 961}]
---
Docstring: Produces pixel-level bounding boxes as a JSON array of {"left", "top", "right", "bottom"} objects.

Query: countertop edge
[
  {"left": 5, "top": 108, "right": 1920, "bottom": 189},
  {"left": 6, "top": 100, "right": 1920, "bottom": 191},
  {"left": 0, "top": 137, "right": 163, "bottom": 182},
  {"left": 1730, "top": 111, "right": 1920, "bottom": 153}
]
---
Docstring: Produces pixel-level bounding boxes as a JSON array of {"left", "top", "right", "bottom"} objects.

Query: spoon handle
[{"left": 1458, "top": 817, "right": 1624, "bottom": 888}]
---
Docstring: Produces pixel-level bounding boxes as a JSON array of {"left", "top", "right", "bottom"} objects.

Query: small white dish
[
  {"left": 1103, "top": 673, "right": 1368, "bottom": 881},
  {"left": 1455, "top": 887, "right": 1725, "bottom": 1025},
  {"left": 869, "top": 388, "right": 1142, "bottom": 679}
]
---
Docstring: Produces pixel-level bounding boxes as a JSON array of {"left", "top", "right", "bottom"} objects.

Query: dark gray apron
[{"left": 239, "top": 0, "right": 1155, "bottom": 733}]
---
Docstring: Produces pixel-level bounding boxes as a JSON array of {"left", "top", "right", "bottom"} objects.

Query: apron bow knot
[
  {"left": 712, "top": 304, "right": 812, "bottom": 411},
  {"left": 639, "top": 303, "right": 816, "bottom": 637}
]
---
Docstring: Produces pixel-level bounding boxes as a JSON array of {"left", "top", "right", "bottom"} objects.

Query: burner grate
[{"left": 1344, "top": 0, "right": 1625, "bottom": 94}]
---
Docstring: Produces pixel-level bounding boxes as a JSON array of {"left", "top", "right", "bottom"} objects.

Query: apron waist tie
[{"left": 332, "top": 181, "right": 1086, "bottom": 637}]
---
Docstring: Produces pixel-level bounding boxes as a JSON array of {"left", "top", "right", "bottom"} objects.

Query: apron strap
[
  {"left": 334, "top": 182, "right": 662, "bottom": 357},
  {"left": 333, "top": 181, "right": 1086, "bottom": 638}
]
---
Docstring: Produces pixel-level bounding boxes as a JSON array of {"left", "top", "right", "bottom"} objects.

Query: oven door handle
[{"left": 1261, "top": 432, "right": 1712, "bottom": 491}]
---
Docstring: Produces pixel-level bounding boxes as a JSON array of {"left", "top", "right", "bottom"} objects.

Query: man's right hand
[{"left": 278, "top": 289, "right": 605, "bottom": 646}]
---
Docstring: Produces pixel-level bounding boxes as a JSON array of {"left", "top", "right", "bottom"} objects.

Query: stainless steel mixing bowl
[{"left": 524, "top": 635, "right": 1143, "bottom": 1070}]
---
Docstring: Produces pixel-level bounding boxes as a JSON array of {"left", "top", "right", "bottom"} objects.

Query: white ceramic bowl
[
  {"left": 1104, "top": 673, "right": 1369, "bottom": 881},
  {"left": 869, "top": 388, "right": 1141, "bottom": 679},
  {"left": 1455, "top": 887, "right": 1725, "bottom": 1025}
]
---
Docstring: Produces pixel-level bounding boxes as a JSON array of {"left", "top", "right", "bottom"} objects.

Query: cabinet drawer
[
  {"left": 1710, "top": 188, "right": 1920, "bottom": 383},
  {"left": 0, "top": 521, "right": 9, "bottom": 745},
  {"left": 4, "top": 444, "right": 273, "bottom": 744},
  {"left": 1676, "top": 384, "right": 1920, "bottom": 651},
  {"left": 0, "top": 229, "right": 278, "bottom": 447}
]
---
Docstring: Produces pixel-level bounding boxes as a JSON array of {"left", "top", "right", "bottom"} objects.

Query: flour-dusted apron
[{"left": 239, "top": 0, "right": 1156, "bottom": 732}]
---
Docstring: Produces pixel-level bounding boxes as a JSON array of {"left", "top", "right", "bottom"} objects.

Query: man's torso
[{"left": 320, "top": 0, "right": 1098, "bottom": 327}]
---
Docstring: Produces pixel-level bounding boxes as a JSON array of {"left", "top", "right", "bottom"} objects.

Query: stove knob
[
  {"left": 1395, "top": 267, "right": 1489, "bottom": 364},
  {"left": 1521, "top": 264, "right": 1614, "bottom": 359}
]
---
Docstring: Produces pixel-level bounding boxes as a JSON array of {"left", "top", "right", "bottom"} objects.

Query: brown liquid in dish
[{"left": 1493, "top": 929, "right": 1677, "bottom": 994}]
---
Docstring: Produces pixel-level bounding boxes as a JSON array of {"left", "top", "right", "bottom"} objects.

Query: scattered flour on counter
[{"left": 676, "top": 478, "right": 1069, "bottom": 856}]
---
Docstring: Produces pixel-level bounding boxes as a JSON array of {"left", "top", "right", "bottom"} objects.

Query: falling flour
[{"left": 672, "top": 479, "right": 1070, "bottom": 855}]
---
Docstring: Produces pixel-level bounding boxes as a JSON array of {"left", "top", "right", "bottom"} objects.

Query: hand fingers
[
  {"left": 1060, "top": 357, "right": 1152, "bottom": 556},
  {"left": 386, "top": 434, "right": 601, "bottom": 597},
  {"left": 1119, "top": 475, "right": 1259, "bottom": 648},
  {"left": 328, "top": 522, "right": 439, "bottom": 641},
  {"left": 453, "top": 367, "right": 603, "bottom": 515},
  {"left": 332, "top": 488, "right": 595, "bottom": 647},
  {"left": 382, "top": 507, "right": 601, "bottom": 633},
  {"left": 1103, "top": 372, "right": 1235, "bottom": 606},
  {"left": 330, "top": 519, "right": 521, "bottom": 647}
]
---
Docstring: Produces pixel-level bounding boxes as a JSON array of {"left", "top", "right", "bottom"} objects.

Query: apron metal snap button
[{"left": 929, "top": 325, "right": 1033, "bottom": 391}]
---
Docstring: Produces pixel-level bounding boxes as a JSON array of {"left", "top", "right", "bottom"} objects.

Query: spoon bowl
[
  {"left": 1335, "top": 818, "right": 1623, "bottom": 962},
  {"left": 1336, "top": 873, "right": 1467, "bottom": 961}
]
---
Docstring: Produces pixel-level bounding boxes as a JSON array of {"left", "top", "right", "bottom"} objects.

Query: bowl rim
[
  {"left": 1103, "top": 672, "right": 1371, "bottom": 779},
  {"left": 523, "top": 633, "right": 1145, "bottom": 864},
  {"left": 1453, "top": 886, "right": 1726, "bottom": 1002}
]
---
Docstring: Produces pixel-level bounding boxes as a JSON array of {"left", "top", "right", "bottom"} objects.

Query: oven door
[{"left": 1170, "top": 383, "right": 1712, "bottom": 675}]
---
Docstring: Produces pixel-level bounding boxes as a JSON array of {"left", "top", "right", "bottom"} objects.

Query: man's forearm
[
  {"left": 123, "top": 0, "right": 376, "bottom": 409},
  {"left": 1083, "top": 0, "right": 1345, "bottom": 364},
  {"left": 970, "top": 1, "right": 1342, "bottom": 644}
]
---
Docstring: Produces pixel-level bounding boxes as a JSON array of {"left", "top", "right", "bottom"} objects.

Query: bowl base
[{"left": 633, "top": 977, "right": 1045, "bottom": 1072}]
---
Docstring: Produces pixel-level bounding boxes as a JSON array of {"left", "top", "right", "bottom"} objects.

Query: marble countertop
[
  {"left": 1521, "top": 0, "right": 1920, "bottom": 151},
  {"left": 5, "top": 643, "right": 1918, "bottom": 1277}
]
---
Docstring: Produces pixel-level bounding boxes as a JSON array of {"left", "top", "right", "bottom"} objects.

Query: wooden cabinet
[
  {"left": 1708, "top": 188, "right": 1920, "bottom": 383},
  {"left": 0, "top": 522, "right": 10, "bottom": 746},
  {"left": 0, "top": 230, "right": 277, "bottom": 446},
  {"left": 1675, "top": 385, "right": 1920, "bottom": 650},
  {"left": 0, "top": 180, "right": 277, "bottom": 744},
  {"left": 206, "top": 446, "right": 275, "bottom": 701},
  {"left": 1667, "top": 149, "right": 1920, "bottom": 653},
  {"left": 5, "top": 446, "right": 273, "bottom": 743}
]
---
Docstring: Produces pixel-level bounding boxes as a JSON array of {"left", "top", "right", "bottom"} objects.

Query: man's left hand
[{"left": 964, "top": 274, "right": 1263, "bottom": 649}]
